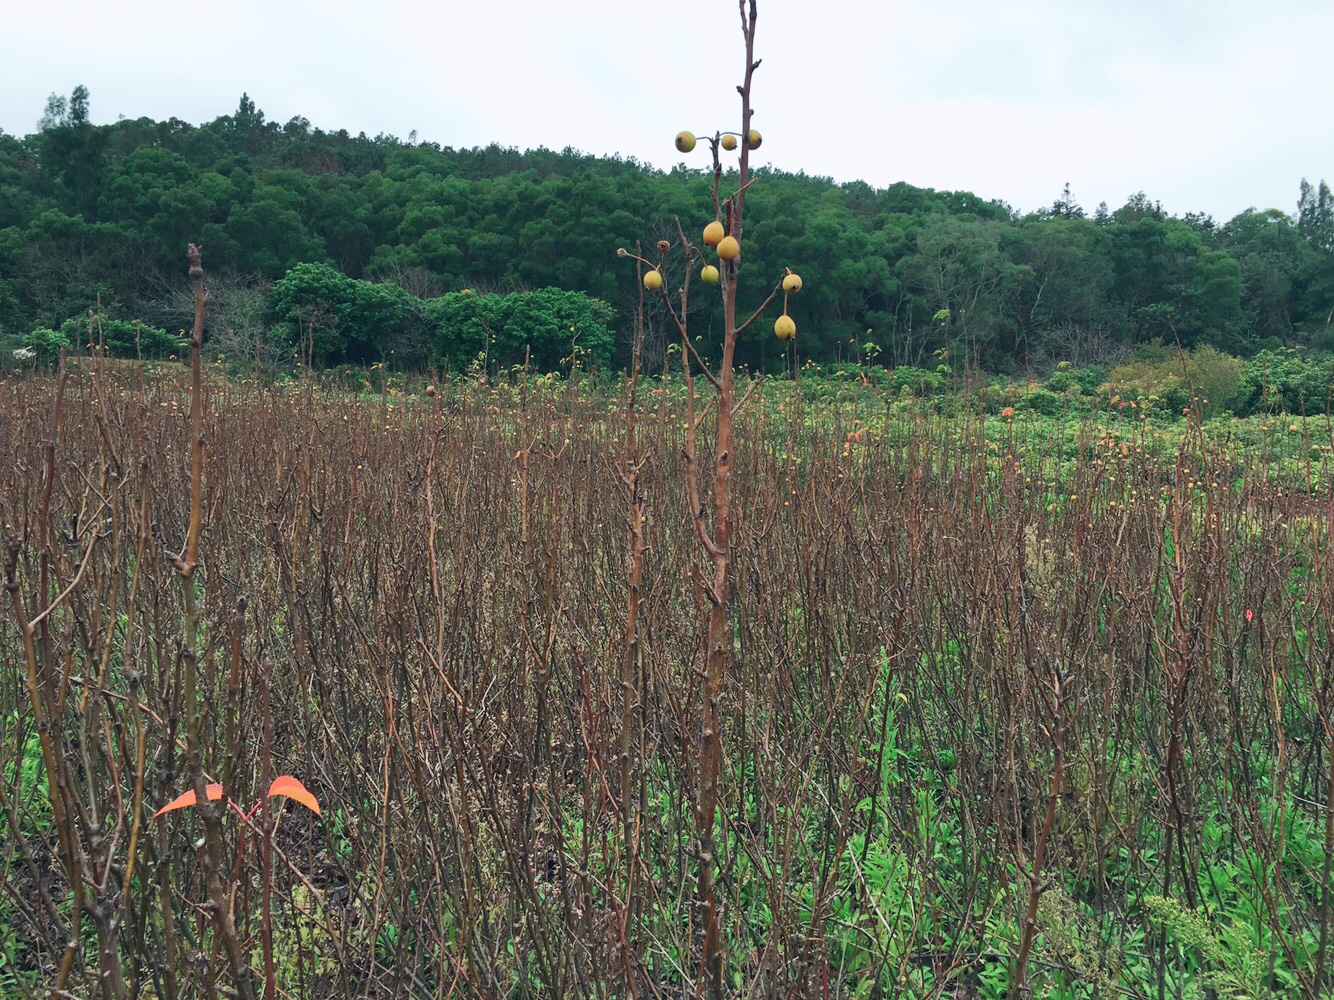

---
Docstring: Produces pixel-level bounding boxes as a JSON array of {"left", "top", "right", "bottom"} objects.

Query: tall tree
[
  {"left": 1298, "top": 178, "right": 1334, "bottom": 253},
  {"left": 1006, "top": 216, "right": 1118, "bottom": 363},
  {"left": 1296, "top": 180, "right": 1334, "bottom": 344},
  {"left": 898, "top": 214, "right": 1025, "bottom": 364},
  {"left": 1220, "top": 208, "right": 1307, "bottom": 346},
  {"left": 39, "top": 86, "right": 108, "bottom": 219},
  {"left": 1049, "top": 182, "right": 1085, "bottom": 220}
]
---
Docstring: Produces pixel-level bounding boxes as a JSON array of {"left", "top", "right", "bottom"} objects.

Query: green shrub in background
[
  {"left": 490, "top": 287, "right": 615, "bottom": 374},
  {"left": 1042, "top": 364, "right": 1078, "bottom": 394},
  {"left": 818, "top": 362, "right": 890, "bottom": 388},
  {"left": 22, "top": 326, "right": 70, "bottom": 365},
  {"left": 1105, "top": 356, "right": 1189, "bottom": 415},
  {"left": 969, "top": 381, "right": 1012, "bottom": 413},
  {"left": 1187, "top": 345, "right": 1247, "bottom": 414},
  {"left": 424, "top": 290, "right": 494, "bottom": 370},
  {"left": 1074, "top": 365, "right": 1107, "bottom": 393},
  {"left": 1106, "top": 345, "right": 1247, "bottom": 417},
  {"left": 889, "top": 365, "right": 947, "bottom": 395},
  {"left": 56, "top": 315, "right": 176, "bottom": 358},
  {"left": 272, "top": 263, "right": 615, "bottom": 373},
  {"left": 1042, "top": 362, "right": 1107, "bottom": 398},
  {"left": 271, "top": 262, "right": 418, "bottom": 366},
  {"left": 1017, "top": 388, "right": 1063, "bottom": 415},
  {"left": 1240, "top": 348, "right": 1334, "bottom": 414},
  {"left": 423, "top": 287, "right": 615, "bottom": 375}
]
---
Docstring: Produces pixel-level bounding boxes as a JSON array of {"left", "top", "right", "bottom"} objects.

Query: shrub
[
  {"left": 1074, "top": 365, "right": 1106, "bottom": 394},
  {"left": 1043, "top": 368, "right": 1077, "bottom": 393},
  {"left": 23, "top": 326, "right": 70, "bottom": 365},
  {"left": 1241, "top": 349, "right": 1334, "bottom": 415},
  {"left": 1105, "top": 360, "right": 1186, "bottom": 414},
  {"left": 1186, "top": 345, "right": 1246, "bottom": 414},
  {"left": 425, "top": 287, "right": 614, "bottom": 375},
  {"left": 970, "top": 382, "right": 1012, "bottom": 413},
  {"left": 490, "top": 287, "right": 615, "bottom": 373},
  {"left": 806, "top": 363, "right": 890, "bottom": 395},
  {"left": 889, "top": 365, "right": 945, "bottom": 395},
  {"left": 1017, "top": 388, "right": 1062, "bottom": 415},
  {"left": 58, "top": 316, "right": 176, "bottom": 358},
  {"left": 1107, "top": 346, "right": 1246, "bottom": 417},
  {"left": 425, "top": 290, "right": 496, "bottom": 370},
  {"left": 0, "top": 334, "right": 28, "bottom": 369}
]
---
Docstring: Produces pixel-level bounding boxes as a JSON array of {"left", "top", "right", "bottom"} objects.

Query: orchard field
[
  {"left": 2, "top": 352, "right": 1333, "bottom": 999},
  {"left": 5, "top": 0, "right": 1334, "bottom": 990}
]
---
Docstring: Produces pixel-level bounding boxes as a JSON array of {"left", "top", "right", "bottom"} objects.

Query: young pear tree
[{"left": 619, "top": 2, "right": 804, "bottom": 994}]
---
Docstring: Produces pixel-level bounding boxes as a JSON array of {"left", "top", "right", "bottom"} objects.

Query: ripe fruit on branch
[
  {"left": 644, "top": 269, "right": 664, "bottom": 291},
  {"left": 721, "top": 133, "right": 737, "bottom": 151},
  {"left": 716, "top": 235, "right": 740, "bottom": 261},
  {"left": 782, "top": 273, "right": 803, "bottom": 294},
  {"left": 747, "top": 129, "right": 762, "bottom": 150},
  {"left": 675, "top": 131, "right": 696, "bottom": 153},
  {"left": 774, "top": 315, "right": 796, "bottom": 341},
  {"left": 700, "top": 264, "right": 719, "bottom": 284},
  {"left": 703, "top": 220, "right": 725, "bottom": 246}
]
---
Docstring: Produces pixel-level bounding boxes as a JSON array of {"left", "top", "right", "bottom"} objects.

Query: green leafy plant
[{"left": 21, "top": 325, "right": 69, "bottom": 364}]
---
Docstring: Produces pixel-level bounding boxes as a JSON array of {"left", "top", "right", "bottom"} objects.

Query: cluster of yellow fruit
[
  {"left": 674, "top": 130, "right": 762, "bottom": 154},
  {"left": 641, "top": 129, "right": 801, "bottom": 342}
]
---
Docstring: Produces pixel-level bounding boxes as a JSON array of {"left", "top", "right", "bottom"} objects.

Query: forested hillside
[{"left": 2, "top": 88, "right": 1332, "bottom": 373}]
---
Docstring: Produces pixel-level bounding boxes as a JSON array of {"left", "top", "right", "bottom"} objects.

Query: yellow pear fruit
[
  {"left": 644, "top": 269, "right": 664, "bottom": 291},
  {"left": 675, "top": 131, "right": 696, "bottom": 153},
  {"left": 716, "top": 235, "right": 740, "bottom": 261},
  {"left": 774, "top": 315, "right": 796, "bottom": 341},
  {"left": 700, "top": 264, "right": 720, "bottom": 284},
  {"left": 703, "top": 220, "right": 725, "bottom": 246},
  {"left": 782, "top": 273, "right": 803, "bottom": 294},
  {"left": 747, "top": 129, "right": 762, "bottom": 150},
  {"left": 721, "top": 133, "right": 738, "bottom": 151}
]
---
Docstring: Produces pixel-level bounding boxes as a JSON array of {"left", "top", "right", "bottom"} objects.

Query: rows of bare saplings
[{"left": 1, "top": 357, "right": 1332, "bottom": 998}]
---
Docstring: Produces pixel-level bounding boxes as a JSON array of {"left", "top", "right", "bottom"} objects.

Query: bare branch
[
  {"left": 730, "top": 375, "right": 761, "bottom": 417},
  {"left": 736, "top": 281, "right": 784, "bottom": 336}
]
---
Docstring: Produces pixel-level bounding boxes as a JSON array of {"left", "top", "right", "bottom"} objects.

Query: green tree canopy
[{"left": 0, "top": 93, "right": 1330, "bottom": 373}]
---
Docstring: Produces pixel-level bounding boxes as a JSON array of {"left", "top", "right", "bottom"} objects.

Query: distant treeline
[{"left": 2, "top": 88, "right": 1332, "bottom": 373}]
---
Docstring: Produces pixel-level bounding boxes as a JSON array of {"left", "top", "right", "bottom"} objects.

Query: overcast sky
[{"left": 2, "top": 0, "right": 1330, "bottom": 223}]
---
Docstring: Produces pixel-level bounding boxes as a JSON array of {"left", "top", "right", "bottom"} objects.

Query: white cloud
[{"left": 1, "top": 0, "right": 1330, "bottom": 221}]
